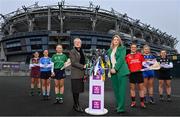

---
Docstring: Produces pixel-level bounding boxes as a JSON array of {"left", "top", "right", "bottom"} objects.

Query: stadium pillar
[
  {"left": 149, "top": 35, "right": 153, "bottom": 43},
  {"left": 60, "top": 18, "right": 63, "bottom": 33},
  {"left": 115, "top": 20, "right": 120, "bottom": 32},
  {"left": 141, "top": 32, "right": 144, "bottom": 39},
  {"left": 9, "top": 24, "right": 13, "bottom": 35},
  {"left": 0, "top": 33, "right": 6, "bottom": 61},
  {"left": 58, "top": 2, "right": 65, "bottom": 33},
  {"left": 130, "top": 28, "right": 134, "bottom": 40},
  {"left": 47, "top": 7, "right": 51, "bottom": 31},
  {"left": 28, "top": 19, "right": 33, "bottom": 32},
  {"left": 91, "top": 6, "right": 99, "bottom": 32},
  {"left": 92, "top": 19, "right": 96, "bottom": 32}
]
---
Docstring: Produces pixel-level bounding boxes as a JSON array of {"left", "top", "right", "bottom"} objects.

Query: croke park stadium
[{"left": 0, "top": 2, "right": 178, "bottom": 62}]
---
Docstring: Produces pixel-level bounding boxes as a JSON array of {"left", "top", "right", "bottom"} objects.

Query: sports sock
[{"left": 131, "top": 96, "right": 135, "bottom": 102}]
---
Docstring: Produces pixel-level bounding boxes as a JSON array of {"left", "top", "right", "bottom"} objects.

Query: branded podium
[{"left": 85, "top": 74, "right": 108, "bottom": 115}]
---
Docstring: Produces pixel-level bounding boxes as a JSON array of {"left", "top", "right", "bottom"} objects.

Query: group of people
[
  {"left": 29, "top": 45, "right": 68, "bottom": 103},
  {"left": 108, "top": 35, "right": 173, "bottom": 113},
  {"left": 29, "top": 38, "right": 85, "bottom": 112},
  {"left": 28, "top": 35, "right": 173, "bottom": 114}
]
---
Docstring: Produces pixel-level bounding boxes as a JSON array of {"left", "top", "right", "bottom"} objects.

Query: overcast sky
[{"left": 0, "top": 0, "right": 179, "bottom": 52}]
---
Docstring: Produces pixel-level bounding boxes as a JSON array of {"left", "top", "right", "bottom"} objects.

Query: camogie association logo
[
  {"left": 92, "top": 85, "right": 101, "bottom": 94},
  {"left": 92, "top": 100, "right": 101, "bottom": 109}
]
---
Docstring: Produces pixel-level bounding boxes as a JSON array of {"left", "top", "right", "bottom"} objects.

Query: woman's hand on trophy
[{"left": 110, "top": 68, "right": 116, "bottom": 74}]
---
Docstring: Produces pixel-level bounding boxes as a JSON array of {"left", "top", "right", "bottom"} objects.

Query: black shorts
[
  {"left": 158, "top": 76, "right": 172, "bottom": 80},
  {"left": 129, "top": 71, "right": 144, "bottom": 84},
  {"left": 40, "top": 71, "right": 51, "bottom": 79},
  {"left": 54, "top": 69, "right": 65, "bottom": 80},
  {"left": 158, "top": 70, "right": 172, "bottom": 80}
]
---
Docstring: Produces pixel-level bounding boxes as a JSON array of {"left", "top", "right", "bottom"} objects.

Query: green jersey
[{"left": 51, "top": 53, "right": 68, "bottom": 69}]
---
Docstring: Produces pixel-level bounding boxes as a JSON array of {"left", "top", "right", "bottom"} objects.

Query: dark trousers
[
  {"left": 73, "top": 93, "right": 79, "bottom": 106},
  {"left": 71, "top": 79, "right": 84, "bottom": 106}
]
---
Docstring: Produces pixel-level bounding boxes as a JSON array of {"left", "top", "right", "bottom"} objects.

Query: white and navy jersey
[
  {"left": 158, "top": 57, "right": 173, "bottom": 78},
  {"left": 159, "top": 58, "right": 173, "bottom": 69}
]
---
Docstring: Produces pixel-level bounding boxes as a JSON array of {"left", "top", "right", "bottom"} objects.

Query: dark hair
[{"left": 33, "top": 51, "right": 39, "bottom": 57}]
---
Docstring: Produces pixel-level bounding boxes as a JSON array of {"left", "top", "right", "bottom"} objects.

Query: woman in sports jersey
[
  {"left": 51, "top": 45, "right": 69, "bottom": 104},
  {"left": 142, "top": 45, "right": 157, "bottom": 104},
  {"left": 126, "top": 43, "right": 146, "bottom": 108},
  {"left": 158, "top": 50, "right": 173, "bottom": 102},
  {"left": 39, "top": 50, "right": 54, "bottom": 100},
  {"left": 29, "top": 52, "right": 41, "bottom": 96}
]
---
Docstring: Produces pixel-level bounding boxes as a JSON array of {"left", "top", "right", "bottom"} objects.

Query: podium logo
[
  {"left": 92, "top": 86, "right": 101, "bottom": 94},
  {"left": 93, "top": 75, "right": 101, "bottom": 80},
  {"left": 92, "top": 100, "right": 101, "bottom": 109}
]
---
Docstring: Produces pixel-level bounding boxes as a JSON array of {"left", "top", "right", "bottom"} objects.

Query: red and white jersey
[
  {"left": 29, "top": 58, "right": 40, "bottom": 71},
  {"left": 126, "top": 52, "right": 144, "bottom": 72}
]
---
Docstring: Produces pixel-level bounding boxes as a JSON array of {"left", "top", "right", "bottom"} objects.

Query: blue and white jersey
[
  {"left": 144, "top": 54, "right": 156, "bottom": 60},
  {"left": 143, "top": 54, "right": 156, "bottom": 68},
  {"left": 142, "top": 54, "right": 157, "bottom": 78},
  {"left": 39, "top": 57, "right": 53, "bottom": 72}
]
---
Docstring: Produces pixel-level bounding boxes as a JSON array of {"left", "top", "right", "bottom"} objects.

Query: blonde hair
[
  {"left": 143, "top": 45, "right": 150, "bottom": 50},
  {"left": 143, "top": 44, "right": 150, "bottom": 54},
  {"left": 110, "top": 35, "right": 123, "bottom": 49}
]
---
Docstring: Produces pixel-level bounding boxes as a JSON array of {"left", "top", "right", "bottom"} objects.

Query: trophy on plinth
[{"left": 85, "top": 49, "right": 109, "bottom": 115}]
